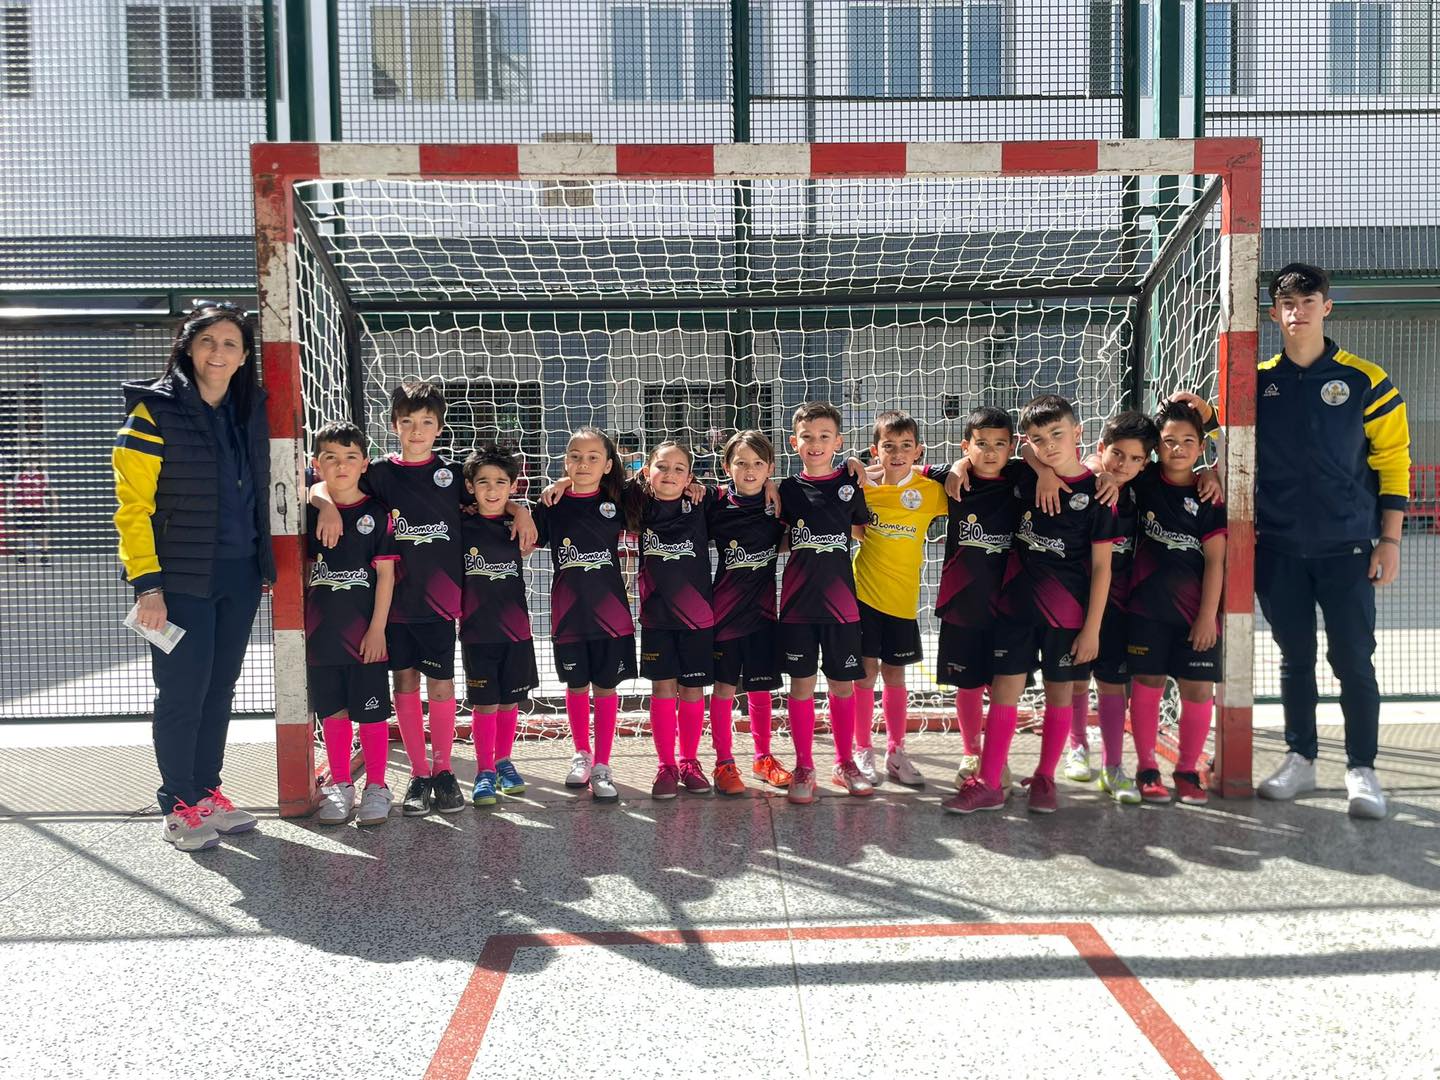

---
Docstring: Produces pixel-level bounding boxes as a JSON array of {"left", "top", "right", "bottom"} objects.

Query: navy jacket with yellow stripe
[
  {"left": 113, "top": 370, "right": 275, "bottom": 597},
  {"left": 1256, "top": 338, "right": 1411, "bottom": 557}
]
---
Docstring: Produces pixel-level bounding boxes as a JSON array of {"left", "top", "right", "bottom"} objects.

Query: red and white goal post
[{"left": 252, "top": 137, "right": 1261, "bottom": 817}]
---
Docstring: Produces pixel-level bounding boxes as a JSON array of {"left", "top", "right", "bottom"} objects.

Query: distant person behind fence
[
  {"left": 10, "top": 456, "right": 56, "bottom": 565},
  {"left": 113, "top": 302, "right": 275, "bottom": 851}
]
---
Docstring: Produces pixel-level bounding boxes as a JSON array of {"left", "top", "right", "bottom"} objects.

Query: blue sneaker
[
  {"left": 472, "top": 771, "right": 498, "bottom": 807},
  {"left": 495, "top": 757, "right": 527, "bottom": 797}
]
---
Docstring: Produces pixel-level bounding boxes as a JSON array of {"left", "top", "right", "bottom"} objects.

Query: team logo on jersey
[
  {"left": 1263, "top": 383, "right": 1280, "bottom": 398},
  {"left": 433, "top": 468, "right": 454, "bottom": 488},
  {"left": 309, "top": 554, "right": 370, "bottom": 590},
  {"left": 867, "top": 511, "right": 917, "bottom": 539},
  {"left": 1184, "top": 497, "right": 1200, "bottom": 516},
  {"left": 556, "top": 538, "right": 613, "bottom": 572},
  {"left": 838, "top": 484, "right": 856, "bottom": 502},
  {"left": 1142, "top": 511, "right": 1200, "bottom": 552},
  {"left": 1320, "top": 379, "right": 1351, "bottom": 406},
  {"left": 681, "top": 499, "right": 693, "bottom": 514},
  {"left": 1017, "top": 512, "right": 1067, "bottom": 556},
  {"left": 900, "top": 487, "right": 923, "bottom": 510},
  {"left": 391, "top": 512, "right": 450, "bottom": 544},
  {"left": 763, "top": 502, "right": 777, "bottom": 517},
  {"left": 464, "top": 548, "right": 520, "bottom": 580},
  {"left": 789, "top": 520, "right": 848, "bottom": 554},
  {"left": 955, "top": 513, "right": 1011, "bottom": 555},
  {"left": 642, "top": 529, "right": 696, "bottom": 561},
  {"left": 722, "top": 538, "right": 778, "bottom": 571},
  {"left": 599, "top": 501, "right": 617, "bottom": 519},
  {"left": 1068, "top": 493, "right": 1090, "bottom": 511},
  {"left": 356, "top": 514, "right": 375, "bottom": 535}
]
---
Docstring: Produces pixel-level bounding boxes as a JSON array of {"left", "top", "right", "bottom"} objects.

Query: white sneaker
[
  {"left": 854, "top": 746, "right": 879, "bottom": 785},
  {"left": 565, "top": 750, "right": 594, "bottom": 789},
  {"left": 1345, "top": 767, "right": 1387, "bottom": 819},
  {"left": 357, "top": 784, "right": 392, "bottom": 826},
  {"left": 162, "top": 802, "right": 221, "bottom": 851},
  {"left": 831, "top": 760, "right": 875, "bottom": 797},
  {"left": 1064, "top": 744, "right": 1093, "bottom": 782},
  {"left": 589, "top": 763, "right": 619, "bottom": 803},
  {"left": 315, "top": 783, "right": 356, "bottom": 825},
  {"left": 885, "top": 746, "right": 925, "bottom": 787},
  {"left": 1098, "top": 765, "right": 1142, "bottom": 806},
  {"left": 199, "top": 787, "right": 257, "bottom": 834},
  {"left": 955, "top": 753, "right": 981, "bottom": 788},
  {"left": 1257, "top": 751, "right": 1317, "bottom": 800}
]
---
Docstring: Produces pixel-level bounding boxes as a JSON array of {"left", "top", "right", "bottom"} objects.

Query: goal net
[{"left": 255, "top": 139, "right": 1261, "bottom": 815}]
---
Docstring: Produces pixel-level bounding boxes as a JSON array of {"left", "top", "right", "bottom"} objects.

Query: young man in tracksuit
[{"left": 1254, "top": 263, "right": 1410, "bottom": 819}]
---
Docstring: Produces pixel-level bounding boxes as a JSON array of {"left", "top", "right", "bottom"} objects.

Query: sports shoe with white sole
[
  {"left": 565, "top": 751, "right": 594, "bottom": 789},
  {"left": 787, "top": 765, "right": 817, "bottom": 805},
  {"left": 885, "top": 746, "right": 925, "bottom": 787},
  {"left": 199, "top": 788, "right": 257, "bottom": 834},
  {"left": 589, "top": 762, "right": 619, "bottom": 803},
  {"left": 357, "top": 784, "right": 392, "bottom": 826},
  {"left": 1098, "top": 765, "right": 1142, "bottom": 805},
  {"left": 315, "top": 783, "right": 356, "bottom": 826},
  {"left": 853, "top": 746, "right": 880, "bottom": 785},
  {"left": 1345, "top": 766, "right": 1387, "bottom": 819},
  {"left": 1063, "top": 744, "right": 1093, "bottom": 783},
  {"left": 162, "top": 801, "right": 221, "bottom": 851},
  {"left": 831, "top": 760, "right": 875, "bottom": 797},
  {"left": 1257, "top": 751, "right": 1317, "bottom": 800}
]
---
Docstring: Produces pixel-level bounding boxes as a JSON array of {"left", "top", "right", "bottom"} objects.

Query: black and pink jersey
[
  {"left": 360, "top": 454, "right": 465, "bottom": 624},
  {"left": 637, "top": 492, "right": 714, "bottom": 630},
  {"left": 928, "top": 461, "right": 1021, "bottom": 629},
  {"left": 533, "top": 490, "right": 634, "bottom": 644},
  {"left": 995, "top": 466, "right": 1121, "bottom": 630},
  {"left": 777, "top": 469, "right": 869, "bottom": 625},
  {"left": 1127, "top": 465, "right": 1227, "bottom": 626},
  {"left": 707, "top": 486, "right": 784, "bottom": 641},
  {"left": 1107, "top": 484, "right": 1140, "bottom": 610},
  {"left": 304, "top": 497, "right": 398, "bottom": 666},
  {"left": 459, "top": 513, "right": 532, "bottom": 645}
]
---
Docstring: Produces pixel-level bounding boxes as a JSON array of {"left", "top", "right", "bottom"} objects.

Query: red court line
[{"left": 426, "top": 922, "right": 1218, "bottom": 1080}]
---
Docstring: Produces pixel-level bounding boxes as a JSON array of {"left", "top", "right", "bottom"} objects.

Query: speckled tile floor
[{"left": 1, "top": 721, "right": 1437, "bottom": 1080}]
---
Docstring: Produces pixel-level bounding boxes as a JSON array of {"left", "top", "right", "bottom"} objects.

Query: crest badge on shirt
[
  {"left": 1068, "top": 493, "right": 1090, "bottom": 511},
  {"left": 900, "top": 487, "right": 923, "bottom": 510},
  {"left": 433, "top": 468, "right": 454, "bottom": 487},
  {"left": 356, "top": 514, "right": 375, "bottom": 535},
  {"left": 1320, "top": 379, "right": 1351, "bottom": 406},
  {"left": 1183, "top": 498, "right": 1199, "bottom": 516},
  {"left": 764, "top": 502, "right": 777, "bottom": 517},
  {"left": 838, "top": 484, "right": 856, "bottom": 502},
  {"left": 599, "top": 501, "right": 616, "bottom": 519}
]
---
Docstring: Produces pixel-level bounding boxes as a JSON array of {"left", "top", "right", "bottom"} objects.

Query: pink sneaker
[
  {"left": 678, "top": 758, "right": 712, "bottom": 794},
  {"left": 941, "top": 777, "right": 1005, "bottom": 815},
  {"left": 651, "top": 764, "right": 680, "bottom": 800},
  {"left": 1021, "top": 774, "right": 1058, "bottom": 814},
  {"left": 787, "top": 765, "right": 817, "bottom": 805},
  {"left": 1172, "top": 771, "right": 1208, "bottom": 805}
]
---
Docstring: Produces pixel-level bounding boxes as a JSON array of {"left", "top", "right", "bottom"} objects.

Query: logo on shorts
[
  {"left": 838, "top": 484, "right": 856, "bottom": 502},
  {"left": 434, "top": 468, "right": 454, "bottom": 488},
  {"left": 1068, "top": 493, "right": 1090, "bottom": 511},
  {"left": 356, "top": 514, "right": 375, "bottom": 535},
  {"left": 309, "top": 554, "right": 370, "bottom": 591},
  {"left": 599, "top": 501, "right": 617, "bottom": 519},
  {"left": 1184, "top": 497, "right": 1199, "bottom": 516},
  {"left": 1320, "top": 379, "right": 1351, "bottom": 406},
  {"left": 845, "top": 655, "right": 858, "bottom": 666},
  {"left": 900, "top": 487, "right": 923, "bottom": 510},
  {"left": 1059, "top": 652, "right": 1075, "bottom": 667},
  {"left": 1263, "top": 383, "right": 1280, "bottom": 398},
  {"left": 364, "top": 696, "right": 380, "bottom": 710}
]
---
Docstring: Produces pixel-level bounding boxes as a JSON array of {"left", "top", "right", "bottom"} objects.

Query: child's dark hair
[
  {"left": 1153, "top": 400, "right": 1207, "bottom": 441},
  {"left": 722, "top": 429, "right": 775, "bottom": 467},
  {"left": 1269, "top": 262, "right": 1330, "bottom": 302},
  {"left": 566, "top": 426, "right": 629, "bottom": 512},
  {"left": 167, "top": 305, "right": 260, "bottom": 420},
  {"left": 464, "top": 444, "right": 520, "bottom": 484},
  {"left": 792, "top": 401, "right": 843, "bottom": 431},
  {"left": 312, "top": 420, "right": 367, "bottom": 456},
  {"left": 1100, "top": 410, "right": 1160, "bottom": 453},
  {"left": 872, "top": 409, "right": 920, "bottom": 447},
  {"left": 636, "top": 440, "right": 694, "bottom": 498},
  {"left": 390, "top": 378, "right": 446, "bottom": 425},
  {"left": 1019, "top": 394, "right": 1076, "bottom": 431},
  {"left": 964, "top": 406, "right": 1014, "bottom": 441}
]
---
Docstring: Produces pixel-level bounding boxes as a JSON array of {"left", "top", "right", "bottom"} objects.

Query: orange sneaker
[
  {"left": 713, "top": 759, "right": 746, "bottom": 796},
  {"left": 752, "top": 753, "right": 793, "bottom": 788}
]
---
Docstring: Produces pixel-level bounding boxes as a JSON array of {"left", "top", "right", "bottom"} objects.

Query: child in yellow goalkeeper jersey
[{"left": 852, "top": 410, "right": 949, "bottom": 788}]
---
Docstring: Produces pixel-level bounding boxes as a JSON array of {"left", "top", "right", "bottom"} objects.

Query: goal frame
[{"left": 253, "top": 137, "right": 1262, "bottom": 817}]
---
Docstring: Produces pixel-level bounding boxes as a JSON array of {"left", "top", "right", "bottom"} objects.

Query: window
[
  {"left": 1093, "top": 1, "right": 1239, "bottom": 99},
  {"left": 2, "top": 4, "right": 31, "bottom": 98},
  {"left": 125, "top": 3, "right": 265, "bottom": 100},
  {"left": 371, "top": 3, "right": 530, "bottom": 101},
  {"left": 1181, "top": 0, "right": 1236, "bottom": 96},
  {"left": 748, "top": 0, "right": 769, "bottom": 96},
  {"left": 1330, "top": 1, "right": 1391, "bottom": 93},
  {"left": 1092, "top": 1, "right": 1150, "bottom": 97},
  {"left": 849, "top": 2, "right": 1004, "bottom": 97},
  {"left": 609, "top": 4, "right": 728, "bottom": 102}
]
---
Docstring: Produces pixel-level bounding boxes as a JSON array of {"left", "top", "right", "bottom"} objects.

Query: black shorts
[
  {"left": 712, "top": 623, "right": 783, "bottom": 692},
  {"left": 936, "top": 622, "right": 993, "bottom": 689},
  {"left": 386, "top": 620, "right": 456, "bottom": 680},
  {"left": 1091, "top": 608, "right": 1130, "bottom": 685},
  {"left": 779, "top": 622, "right": 866, "bottom": 682},
  {"left": 1126, "top": 615, "right": 1223, "bottom": 681},
  {"left": 553, "top": 634, "right": 637, "bottom": 690},
  {"left": 859, "top": 602, "right": 923, "bottom": 667},
  {"left": 462, "top": 639, "right": 539, "bottom": 707},
  {"left": 640, "top": 626, "right": 714, "bottom": 687},
  {"left": 991, "top": 620, "right": 1091, "bottom": 684},
  {"left": 308, "top": 662, "right": 391, "bottom": 725}
]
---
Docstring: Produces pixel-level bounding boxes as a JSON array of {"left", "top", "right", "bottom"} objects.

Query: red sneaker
[
  {"left": 752, "top": 753, "right": 793, "bottom": 788},
  {"left": 941, "top": 777, "right": 1005, "bottom": 815},
  {"left": 1172, "top": 771, "right": 1208, "bottom": 805},
  {"left": 678, "top": 758, "right": 712, "bottom": 794},
  {"left": 713, "top": 760, "right": 747, "bottom": 796},
  {"left": 1137, "top": 768, "right": 1171, "bottom": 803},
  {"left": 651, "top": 764, "right": 680, "bottom": 800},
  {"left": 1021, "top": 774, "right": 1058, "bottom": 814}
]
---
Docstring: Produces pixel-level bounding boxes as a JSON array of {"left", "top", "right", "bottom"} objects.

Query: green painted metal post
[
  {"left": 285, "top": 0, "right": 313, "bottom": 140},
  {"left": 263, "top": 0, "right": 278, "bottom": 140},
  {"left": 728, "top": 0, "right": 756, "bottom": 433},
  {"left": 1121, "top": 0, "right": 1143, "bottom": 408}
]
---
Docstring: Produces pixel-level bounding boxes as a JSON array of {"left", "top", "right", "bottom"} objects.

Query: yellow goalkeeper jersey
[{"left": 854, "top": 472, "right": 949, "bottom": 619}]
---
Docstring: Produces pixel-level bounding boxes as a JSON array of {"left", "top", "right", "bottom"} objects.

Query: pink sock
[
  {"left": 829, "top": 693, "right": 856, "bottom": 764},
  {"left": 1070, "top": 687, "right": 1090, "bottom": 749},
  {"left": 322, "top": 716, "right": 354, "bottom": 785},
  {"left": 393, "top": 690, "right": 430, "bottom": 777},
  {"left": 710, "top": 696, "right": 735, "bottom": 761},
  {"left": 565, "top": 689, "right": 592, "bottom": 755},
  {"left": 1130, "top": 682, "right": 1165, "bottom": 772},
  {"left": 748, "top": 692, "right": 773, "bottom": 757},
  {"left": 650, "top": 697, "right": 678, "bottom": 767},
  {"left": 1177, "top": 697, "right": 1213, "bottom": 773},
  {"left": 496, "top": 705, "right": 519, "bottom": 762},
  {"left": 955, "top": 688, "right": 984, "bottom": 755},
  {"left": 854, "top": 686, "right": 876, "bottom": 750},
  {"left": 978, "top": 703, "right": 1019, "bottom": 788},
  {"left": 678, "top": 698, "right": 705, "bottom": 760},
  {"left": 473, "top": 710, "right": 497, "bottom": 773},
  {"left": 594, "top": 694, "right": 618, "bottom": 765},
  {"left": 429, "top": 696, "right": 457, "bottom": 774},
  {"left": 358, "top": 721, "right": 389, "bottom": 788},
  {"left": 882, "top": 686, "right": 908, "bottom": 752},
  {"left": 1098, "top": 693, "right": 1128, "bottom": 768},
  {"left": 1035, "top": 705, "right": 1071, "bottom": 780},
  {"left": 788, "top": 696, "right": 816, "bottom": 770}
]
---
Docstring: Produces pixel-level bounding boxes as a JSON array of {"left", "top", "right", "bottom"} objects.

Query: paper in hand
[{"left": 124, "top": 602, "right": 186, "bottom": 654}]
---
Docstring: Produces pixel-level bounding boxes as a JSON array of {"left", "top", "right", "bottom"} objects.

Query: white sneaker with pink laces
[
  {"left": 162, "top": 801, "right": 221, "bottom": 851},
  {"left": 198, "top": 788, "right": 257, "bottom": 834}
]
